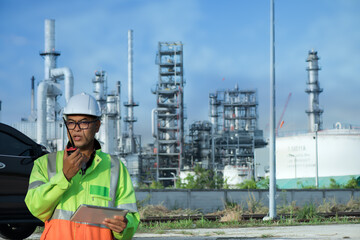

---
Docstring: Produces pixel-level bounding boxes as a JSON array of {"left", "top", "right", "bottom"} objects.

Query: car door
[{"left": 0, "top": 123, "right": 47, "bottom": 221}]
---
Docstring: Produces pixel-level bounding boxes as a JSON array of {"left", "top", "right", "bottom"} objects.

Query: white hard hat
[{"left": 63, "top": 92, "right": 102, "bottom": 117}]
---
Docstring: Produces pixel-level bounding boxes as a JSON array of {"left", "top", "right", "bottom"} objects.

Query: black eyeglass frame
[{"left": 65, "top": 119, "right": 98, "bottom": 130}]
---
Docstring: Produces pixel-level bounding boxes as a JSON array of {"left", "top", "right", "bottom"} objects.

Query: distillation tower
[
  {"left": 179, "top": 85, "right": 265, "bottom": 185},
  {"left": 92, "top": 70, "right": 123, "bottom": 155},
  {"left": 37, "top": 19, "right": 74, "bottom": 149},
  {"left": 305, "top": 50, "right": 323, "bottom": 132},
  {"left": 207, "top": 85, "right": 265, "bottom": 184},
  {"left": 91, "top": 30, "right": 141, "bottom": 186},
  {"left": 274, "top": 50, "right": 360, "bottom": 188},
  {"left": 212, "top": 84, "right": 258, "bottom": 132},
  {"left": 12, "top": 19, "right": 74, "bottom": 150},
  {"left": 123, "top": 30, "right": 139, "bottom": 154},
  {"left": 151, "top": 42, "right": 185, "bottom": 185},
  {"left": 185, "top": 121, "right": 213, "bottom": 169}
]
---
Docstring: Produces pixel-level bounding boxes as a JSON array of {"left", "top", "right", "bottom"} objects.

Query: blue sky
[{"left": 0, "top": 0, "right": 359, "bottom": 144}]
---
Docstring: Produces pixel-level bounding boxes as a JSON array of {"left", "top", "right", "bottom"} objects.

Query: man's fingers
[
  {"left": 104, "top": 216, "right": 125, "bottom": 223},
  {"left": 102, "top": 217, "right": 127, "bottom": 233},
  {"left": 103, "top": 222, "right": 124, "bottom": 233},
  {"left": 70, "top": 150, "right": 83, "bottom": 163},
  {"left": 114, "top": 215, "right": 126, "bottom": 221}
]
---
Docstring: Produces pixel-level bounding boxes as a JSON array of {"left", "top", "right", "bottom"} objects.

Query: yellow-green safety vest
[{"left": 25, "top": 149, "right": 140, "bottom": 240}]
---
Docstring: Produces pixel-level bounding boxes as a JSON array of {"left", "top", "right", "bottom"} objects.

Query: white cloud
[{"left": 1, "top": 0, "right": 360, "bottom": 135}]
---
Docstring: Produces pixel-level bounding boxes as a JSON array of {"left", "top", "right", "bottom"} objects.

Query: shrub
[
  {"left": 236, "top": 179, "right": 257, "bottom": 189},
  {"left": 177, "top": 165, "right": 224, "bottom": 189},
  {"left": 329, "top": 178, "right": 342, "bottom": 189},
  {"left": 296, "top": 203, "right": 318, "bottom": 220},
  {"left": 344, "top": 177, "right": 360, "bottom": 189}
]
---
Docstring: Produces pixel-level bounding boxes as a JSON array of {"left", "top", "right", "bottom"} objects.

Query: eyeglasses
[{"left": 65, "top": 120, "right": 98, "bottom": 130}]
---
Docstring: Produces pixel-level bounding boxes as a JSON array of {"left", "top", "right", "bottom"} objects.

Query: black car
[{"left": 0, "top": 123, "right": 47, "bottom": 239}]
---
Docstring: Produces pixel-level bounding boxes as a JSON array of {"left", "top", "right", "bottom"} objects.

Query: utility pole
[{"left": 265, "top": 0, "right": 277, "bottom": 221}]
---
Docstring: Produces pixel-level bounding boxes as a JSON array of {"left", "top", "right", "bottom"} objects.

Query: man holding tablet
[{"left": 25, "top": 92, "right": 139, "bottom": 239}]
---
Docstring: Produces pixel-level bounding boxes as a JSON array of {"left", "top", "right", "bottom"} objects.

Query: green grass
[
  {"left": 261, "top": 234, "right": 275, "bottom": 238},
  {"left": 137, "top": 216, "right": 360, "bottom": 233},
  {"left": 137, "top": 196, "right": 360, "bottom": 235}
]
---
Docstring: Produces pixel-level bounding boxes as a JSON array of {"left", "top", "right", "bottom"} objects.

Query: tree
[{"left": 177, "top": 165, "right": 224, "bottom": 189}]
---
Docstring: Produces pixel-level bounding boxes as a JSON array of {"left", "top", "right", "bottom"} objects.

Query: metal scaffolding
[
  {"left": 210, "top": 85, "right": 258, "bottom": 133},
  {"left": 152, "top": 41, "right": 185, "bottom": 185},
  {"left": 207, "top": 86, "right": 264, "bottom": 181}
]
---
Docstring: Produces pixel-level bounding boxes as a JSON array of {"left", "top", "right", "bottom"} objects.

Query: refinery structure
[
  {"left": 10, "top": 19, "right": 360, "bottom": 188},
  {"left": 275, "top": 50, "right": 360, "bottom": 188}
]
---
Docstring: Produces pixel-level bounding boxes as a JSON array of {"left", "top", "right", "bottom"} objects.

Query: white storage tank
[{"left": 223, "top": 165, "right": 252, "bottom": 187}]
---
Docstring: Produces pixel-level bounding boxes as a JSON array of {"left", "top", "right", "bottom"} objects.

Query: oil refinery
[
  {"left": 9, "top": 19, "right": 360, "bottom": 188},
  {"left": 274, "top": 50, "right": 360, "bottom": 188}
]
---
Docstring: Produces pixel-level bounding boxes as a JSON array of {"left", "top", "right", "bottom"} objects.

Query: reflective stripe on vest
[
  {"left": 28, "top": 180, "right": 45, "bottom": 190},
  {"left": 109, "top": 155, "right": 119, "bottom": 208},
  {"left": 50, "top": 209, "right": 107, "bottom": 228},
  {"left": 47, "top": 152, "right": 57, "bottom": 180},
  {"left": 116, "top": 202, "right": 138, "bottom": 213},
  {"left": 27, "top": 153, "right": 56, "bottom": 191}
]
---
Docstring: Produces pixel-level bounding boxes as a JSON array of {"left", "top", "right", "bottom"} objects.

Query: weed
[
  {"left": 139, "top": 203, "right": 169, "bottom": 218},
  {"left": 220, "top": 201, "right": 243, "bottom": 222},
  {"left": 277, "top": 200, "right": 299, "bottom": 215},
  {"left": 136, "top": 197, "right": 360, "bottom": 234},
  {"left": 296, "top": 203, "right": 319, "bottom": 220},
  {"left": 317, "top": 198, "right": 339, "bottom": 213},
  {"left": 261, "top": 234, "right": 274, "bottom": 238},
  {"left": 246, "top": 192, "right": 268, "bottom": 214},
  {"left": 171, "top": 219, "right": 194, "bottom": 229},
  {"left": 154, "top": 229, "right": 166, "bottom": 234},
  {"left": 345, "top": 197, "right": 360, "bottom": 211},
  {"left": 195, "top": 217, "right": 214, "bottom": 228}
]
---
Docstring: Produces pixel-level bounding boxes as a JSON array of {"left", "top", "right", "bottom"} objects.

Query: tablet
[{"left": 70, "top": 204, "right": 129, "bottom": 224}]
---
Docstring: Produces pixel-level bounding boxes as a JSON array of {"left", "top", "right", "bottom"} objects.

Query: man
[{"left": 25, "top": 92, "right": 140, "bottom": 239}]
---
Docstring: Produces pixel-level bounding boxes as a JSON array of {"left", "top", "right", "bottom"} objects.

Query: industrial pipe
[
  {"left": 37, "top": 19, "right": 74, "bottom": 148},
  {"left": 116, "top": 81, "right": 122, "bottom": 151},
  {"left": 37, "top": 81, "right": 49, "bottom": 147},
  {"left": 50, "top": 67, "right": 74, "bottom": 102},
  {"left": 44, "top": 19, "right": 56, "bottom": 80}
]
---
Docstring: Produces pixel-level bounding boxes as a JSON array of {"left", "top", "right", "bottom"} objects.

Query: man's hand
[
  {"left": 63, "top": 149, "right": 87, "bottom": 181},
  {"left": 102, "top": 215, "right": 128, "bottom": 233}
]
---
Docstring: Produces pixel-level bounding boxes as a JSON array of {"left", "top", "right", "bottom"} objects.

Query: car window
[{"left": 0, "top": 131, "right": 33, "bottom": 157}]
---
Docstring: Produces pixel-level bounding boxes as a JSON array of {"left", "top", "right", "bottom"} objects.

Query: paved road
[
  {"left": 133, "top": 224, "right": 360, "bottom": 239},
  {"left": 2, "top": 223, "right": 359, "bottom": 239}
]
